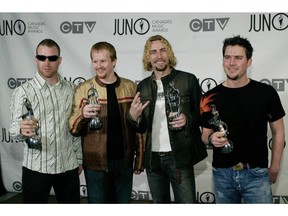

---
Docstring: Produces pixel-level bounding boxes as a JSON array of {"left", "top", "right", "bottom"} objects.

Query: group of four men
[{"left": 9, "top": 34, "right": 285, "bottom": 204}]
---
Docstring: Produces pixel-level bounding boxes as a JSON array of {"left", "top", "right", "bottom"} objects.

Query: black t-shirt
[
  {"left": 200, "top": 79, "right": 285, "bottom": 168},
  {"left": 107, "top": 82, "right": 124, "bottom": 160}
]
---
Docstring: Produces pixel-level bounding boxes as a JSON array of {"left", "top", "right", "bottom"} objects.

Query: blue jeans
[
  {"left": 213, "top": 167, "right": 273, "bottom": 203},
  {"left": 84, "top": 159, "right": 133, "bottom": 203},
  {"left": 147, "top": 152, "right": 196, "bottom": 203}
]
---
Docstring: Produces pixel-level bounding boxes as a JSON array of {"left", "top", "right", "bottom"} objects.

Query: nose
[
  {"left": 43, "top": 59, "right": 50, "bottom": 65},
  {"left": 155, "top": 51, "right": 163, "bottom": 59},
  {"left": 95, "top": 62, "right": 101, "bottom": 69},
  {"left": 229, "top": 57, "right": 236, "bottom": 65}
]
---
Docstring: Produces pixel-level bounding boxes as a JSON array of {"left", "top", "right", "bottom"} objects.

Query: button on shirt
[{"left": 9, "top": 72, "right": 82, "bottom": 174}]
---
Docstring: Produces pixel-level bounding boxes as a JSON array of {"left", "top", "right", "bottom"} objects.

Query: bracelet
[{"left": 207, "top": 132, "right": 214, "bottom": 145}]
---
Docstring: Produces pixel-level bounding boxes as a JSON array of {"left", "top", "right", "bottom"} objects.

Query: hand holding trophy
[
  {"left": 87, "top": 82, "right": 102, "bottom": 130},
  {"left": 208, "top": 104, "right": 233, "bottom": 153},
  {"left": 22, "top": 98, "right": 42, "bottom": 151},
  {"left": 166, "top": 81, "right": 182, "bottom": 130}
]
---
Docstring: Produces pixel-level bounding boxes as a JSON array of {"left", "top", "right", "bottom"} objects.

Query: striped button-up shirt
[{"left": 9, "top": 72, "right": 82, "bottom": 174}]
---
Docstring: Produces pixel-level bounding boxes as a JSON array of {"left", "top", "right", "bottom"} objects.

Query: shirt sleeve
[
  {"left": 68, "top": 84, "right": 90, "bottom": 136},
  {"left": 9, "top": 86, "right": 26, "bottom": 142},
  {"left": 72, "top": 135, "right": 83, "bottom": 164},
  {"left": 267, "top": 86, "right": 285, "bottom": 122}
]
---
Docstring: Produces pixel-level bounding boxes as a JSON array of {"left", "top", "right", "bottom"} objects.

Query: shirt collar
[{"left": 34, "top": 71, "right": 63, "bottom": 88}]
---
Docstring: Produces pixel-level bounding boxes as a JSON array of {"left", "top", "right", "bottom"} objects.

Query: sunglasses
[{"left": 36, "top": 55, "right": 60, "bottom": 62}]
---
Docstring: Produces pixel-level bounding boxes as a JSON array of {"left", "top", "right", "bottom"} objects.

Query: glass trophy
[
  {"left": 87, "top": 82, "right": 102, "bottom": 130},
  {"left": 208, "top": 104, "right": 233, "bottom": 153},
  {"left": 21, "top": 98, "right": 42, "bottom": 151},
  {"left": 166, "top": 81, "right": 182, "bottom": 130}
]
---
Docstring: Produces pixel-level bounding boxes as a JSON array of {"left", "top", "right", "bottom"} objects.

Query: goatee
[{"left": 227, "top": 74, "right": 238, "bottom": 81}]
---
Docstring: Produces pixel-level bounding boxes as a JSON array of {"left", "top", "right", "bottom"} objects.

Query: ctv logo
[
  {"left": 189, "top": 17, "right": 230, "bottom": 32},
  {"left": 60, "top": 21, "right": 96, "bottom": 34},
  {"left": 7, "top": 77, "right": 86, "bottom": 89},
  {"left": 260, "top": 78, "right": 288, "bottom": 92}
]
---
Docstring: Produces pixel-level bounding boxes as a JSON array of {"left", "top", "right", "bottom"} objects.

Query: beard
[
  {"left": 227, "top": 74, "right": 238, "bottom": 81},
  {"left": 155, "top": 64, "right": 168, "bottom": 72}
]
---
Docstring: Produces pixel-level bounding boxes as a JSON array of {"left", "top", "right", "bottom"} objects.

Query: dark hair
[
  {"left": 90, "top": 41, "right": 117, "bottom": 61},
  {"left": 222, "top": 35, "right": 253, "bottom": 60},
  {"left": 36, "top": 39, "right": 61, "bottom": 56},
  {"left": 142, "top": 34, "right": 177, "bottom": 71}
]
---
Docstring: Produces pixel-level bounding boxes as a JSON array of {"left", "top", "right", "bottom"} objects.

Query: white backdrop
[{"left": 0, "top": 12, "right": 288, "bottom": 203}]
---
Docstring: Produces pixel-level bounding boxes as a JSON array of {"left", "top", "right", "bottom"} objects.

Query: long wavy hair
[{"left": 142, "top": 35, "right": 177, "bottom": 71}]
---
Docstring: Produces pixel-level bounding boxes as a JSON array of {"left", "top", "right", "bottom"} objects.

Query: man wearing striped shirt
[{"left": 9, "top": 39, "right": 83, "bottom": 203}]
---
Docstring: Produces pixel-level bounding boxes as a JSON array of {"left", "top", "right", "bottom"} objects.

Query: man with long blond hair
[{"left": 128, "top": 35, "right": 207, "bottom": 203}]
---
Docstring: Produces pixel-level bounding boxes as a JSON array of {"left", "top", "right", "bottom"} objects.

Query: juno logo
[{"left": 0, "top": 19, "right": 26, "bottom": 36}]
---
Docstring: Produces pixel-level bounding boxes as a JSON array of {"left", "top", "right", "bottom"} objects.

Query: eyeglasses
[{"left": 36, "top": 55, "right": 59, "bottom": 62}]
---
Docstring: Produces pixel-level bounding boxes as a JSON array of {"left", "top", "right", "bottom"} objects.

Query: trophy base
[
  {"left": 169, "top": 126, "right": 183, "bottom": 131},
  {"left": 90, "top": 118, "right": 102, "bottom": 130},
  {"left": 220, "top": 142, "right": 233, "bottom": 154},
  {"left": 168, "top": 113, "right": 182, "bottom": 130},
  {"left": 26, "top": 137, "right": 42, "bottom": 151}
]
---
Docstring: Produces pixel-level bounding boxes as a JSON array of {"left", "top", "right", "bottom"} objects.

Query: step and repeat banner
[{"left": 0, "top": 13, "right": 288, "bottom": 203}]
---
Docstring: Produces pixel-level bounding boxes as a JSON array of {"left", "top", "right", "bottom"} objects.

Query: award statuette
[
  {"left": 208, "top": 104, "right": 233, "bottom": 153},
  {"left": 166, "top": 81, "right": 182, "bottom": 130},
  {"left": 87, "top": 82, "right": 102, "bottom": 130},
  {"left": 22, "top": 98, "right": 42, "bottom": 151}
]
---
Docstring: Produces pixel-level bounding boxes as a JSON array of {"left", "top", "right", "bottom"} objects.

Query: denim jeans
[
  {"left": 84, "top": 159, "right": 133, "bottom": 203},
  {"left": 213, "top": 167, "right": 273, "bottom": 203},
  {"left": 147, "top": 152, "right": 196, "bottom": 203}
]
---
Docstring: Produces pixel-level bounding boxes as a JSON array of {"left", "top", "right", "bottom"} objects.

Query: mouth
[
  {"left": 155, "top": 60, "right": 165, "bottom": 66},
  {"left": 43, "top": 68, "right": 51, "bottom": 72},
  {"left": 96, "top": 69, "right": 105, "bottom": 74},
  {"left": 228, "top": 68, "right": 238, "bottom": 73}
]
